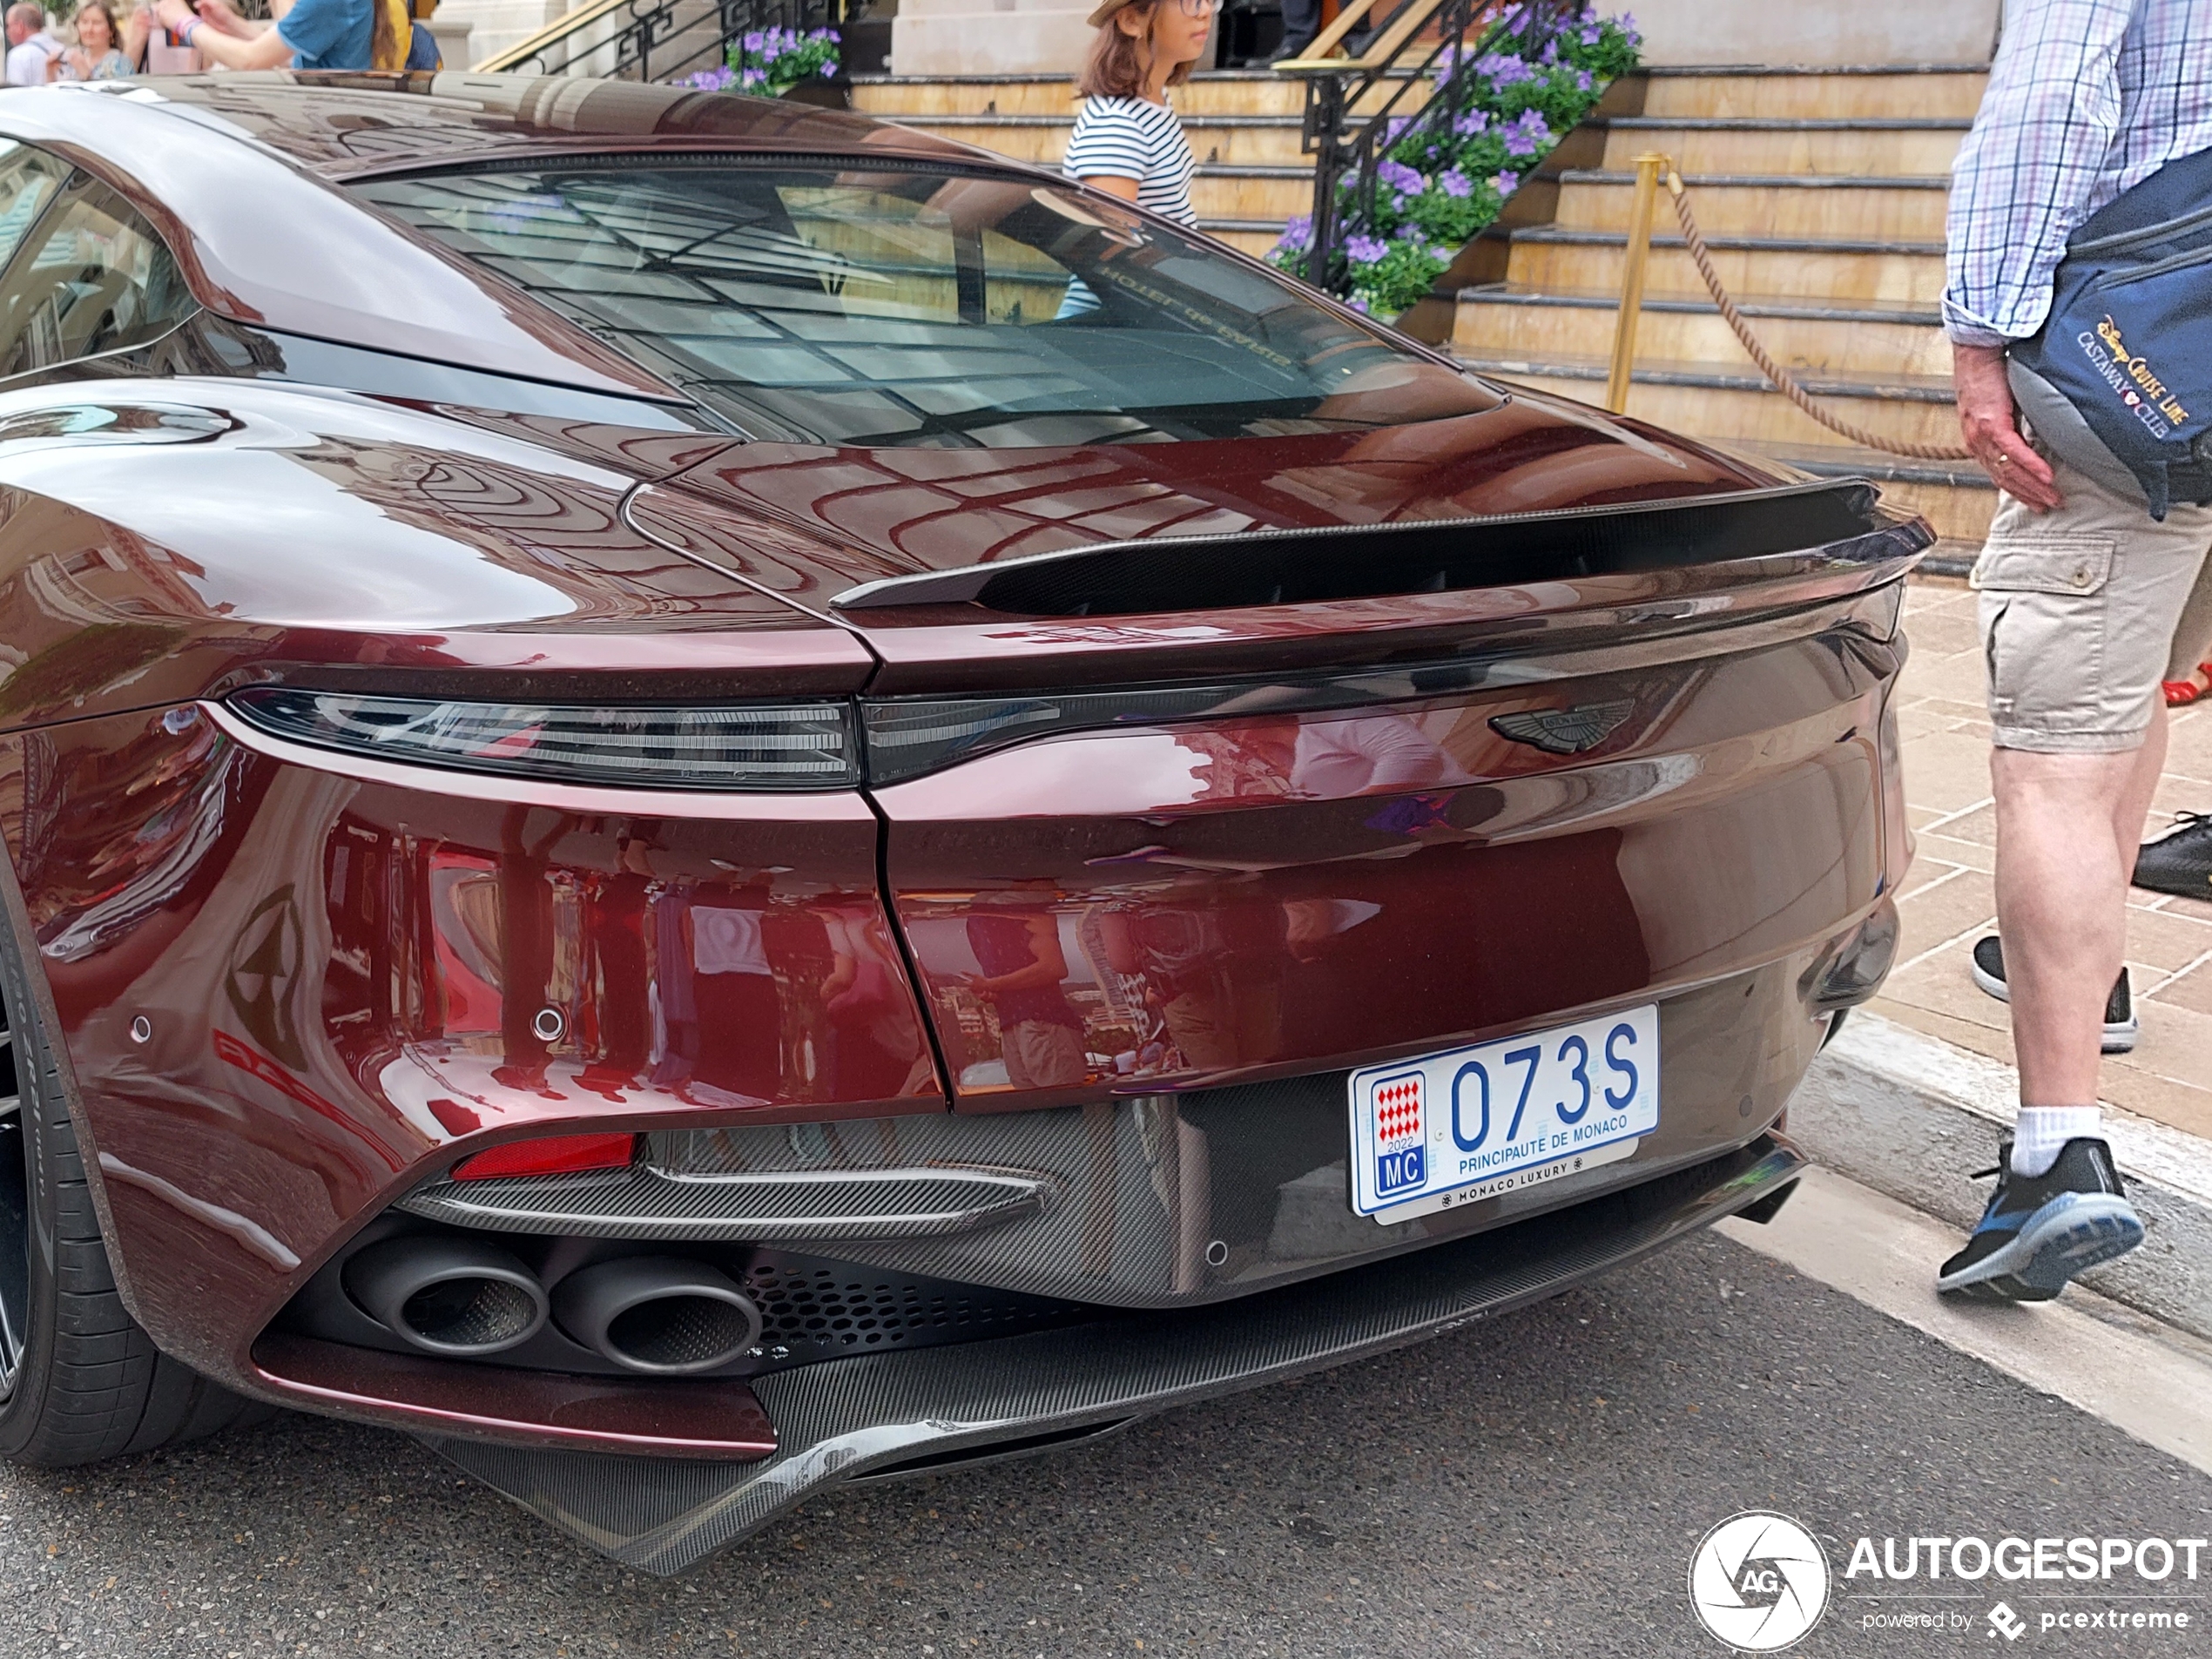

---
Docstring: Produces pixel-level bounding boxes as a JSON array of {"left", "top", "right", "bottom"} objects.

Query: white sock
[{"left": 2013, "top": 1106, "right": 2101, "bottom": 1177}]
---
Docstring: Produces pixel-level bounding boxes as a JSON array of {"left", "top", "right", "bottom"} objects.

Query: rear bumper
[{"left": 422, "top": 1130, "right": 1805, "bottom": 1575}]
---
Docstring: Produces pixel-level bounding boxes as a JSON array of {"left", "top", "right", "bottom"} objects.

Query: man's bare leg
[
  {"left": 1993, "top": 698, "right": 2165, "bottom": 1106},
  {"left": 1946, "top": 712, "right": 2156, "bottom": 1298}
]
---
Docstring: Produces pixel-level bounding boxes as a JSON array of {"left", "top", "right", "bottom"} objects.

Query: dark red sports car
[{"left": 0, "top": 71, "right": 1917, "bottom": 1570}]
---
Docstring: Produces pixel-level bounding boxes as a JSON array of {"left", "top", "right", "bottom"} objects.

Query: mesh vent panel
[{"left": 742, "top": 1254, "right": 1089, "bottom": 1368}]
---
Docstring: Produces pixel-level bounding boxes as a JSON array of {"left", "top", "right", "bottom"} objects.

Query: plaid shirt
[{"left": 1945, "top": 0, "right": 2212, "bottom": 347}]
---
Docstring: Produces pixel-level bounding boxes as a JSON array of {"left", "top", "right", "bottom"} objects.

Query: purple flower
[
  {"left": 1579, "top": 20, "right": 1602, "bottom": 43},
  {"left": 742, "top": 30, "right": 762, "bottom": 50},
  {"left": 1348, "top": 296, "right": 1371, "bottom": 313},
  {"left": 1622, "top": 11, "right": 1640, "bottom": 44},
  {"left": 1504, "top": 108, "right": 1552, "bottom": 157},
  {"left": 1345, "top": 233, "right": 1388, "bottom": 265},
  {"left": 681, "top": 64, "right": 736, "bottom": 89},
  {"left": 1271, "top": 214, "right": 1314, "bottom": 256},
  {"left": 1439, "top": 167, "right": 1473, "bottom": 198},
  {"left": 1575, "top": 68, "right": 1594, "bottom": 91},
  {"left": 1475, "top": 50, "right": 1533, "bottom": 87},
  {"left": 1376, "top": 159, "right": 1424, "bottom": 195},
  {"left": 1491, "top": 170, "right": 1521, "bottom": 196},
  {"left": 1383, "top": 116, "right": 1413, "bottom": 144},
  {"left": 1453, "top": 108, "right": 1490, "bottom": 137}
]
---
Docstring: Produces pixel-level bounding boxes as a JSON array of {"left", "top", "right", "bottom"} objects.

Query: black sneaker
[
  {"left": 2133, "top": 811, "right": 2212, "bottom": 901},
  {"left": 1938, "top": 1136, "right": 2145, "bottom": 1301},
  {"left": 1968, "top": 935, "right": 2136, "bottom": 1053}
]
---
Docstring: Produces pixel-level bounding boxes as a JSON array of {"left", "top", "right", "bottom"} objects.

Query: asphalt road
[{"left": 0, "top": 1228, "right": 2207, "bottom": 1658}]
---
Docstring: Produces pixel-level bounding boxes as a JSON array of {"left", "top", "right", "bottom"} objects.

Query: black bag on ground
[{"left": 2009, "top": 145, "right": 2212, "bottom": 520}]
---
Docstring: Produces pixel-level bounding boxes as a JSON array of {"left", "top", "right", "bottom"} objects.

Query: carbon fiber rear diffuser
[{"left": 421, "top": 1134, "right": 1804, "bottom": 1574}]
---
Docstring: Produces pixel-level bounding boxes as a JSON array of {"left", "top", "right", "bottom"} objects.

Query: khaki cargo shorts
[{"left": 1974, "top": 452, "right": 2212, "bottom": 752}]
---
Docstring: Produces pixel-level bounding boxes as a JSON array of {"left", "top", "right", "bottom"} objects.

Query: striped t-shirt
[{"left": 1062, "top": 95, "right": 1198, "bottom": 226}]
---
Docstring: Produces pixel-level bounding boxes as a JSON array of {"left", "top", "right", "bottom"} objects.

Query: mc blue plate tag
[{"left": 1347, "top": 1004, "right": 1659, "bottom": 1223}]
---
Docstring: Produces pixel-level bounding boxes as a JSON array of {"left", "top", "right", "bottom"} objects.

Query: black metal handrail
[
  {"left": 1276, "top": 0, "right": 1575, "bottom": 299},
  {"left": 478, "top": 0, "right": 845, "bottom": 84}
]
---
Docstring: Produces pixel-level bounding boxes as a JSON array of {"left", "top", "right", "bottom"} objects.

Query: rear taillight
[
  {"left": 451, "top": 1133, "right": 637, "bottom": 1181},
  {"left": 230, "top": 688, "right": 857, "bottom": 791}
]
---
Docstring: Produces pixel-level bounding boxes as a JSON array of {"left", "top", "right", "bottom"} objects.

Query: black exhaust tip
[
  {"left": 551, "top": 1258, "right": 762, "bottom": 1374},
  {"left": 344, "top": 1236, "right": 548, "bottom": 1356}
]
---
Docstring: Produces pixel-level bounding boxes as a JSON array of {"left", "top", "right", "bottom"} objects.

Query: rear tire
[{"left": 0, "top": 916, "right": 272, "bottom": 1465}]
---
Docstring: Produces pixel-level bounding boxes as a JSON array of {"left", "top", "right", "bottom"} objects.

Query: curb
[{"left": 1790, "top": 1011, "right": 2212, "bottom": 1345}]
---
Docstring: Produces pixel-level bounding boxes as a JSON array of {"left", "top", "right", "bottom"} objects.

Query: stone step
[
  {"left": 1640, "top": 64, "right": 1987, "bottom": 121},
  {"left": 436, "top": 0, "right": 563, "bottom": 68},
  {"left": 887, "top": 111, "right": 1312, "bottom": 167},
  {"left": 1505, "top": 228, "right": 1946, "bottom": 307},
  {"left": 1190, "top": 166, "right": 1312, "bottom": 222},
  {"left": 1599, "top": 116, "right": 1971, "bottom": 177},
  {"left": 848, "top": 68, "right": 1406, "bottom": 118},
  {"left": 856, "top": 71, "right": 1303, "bottom": 118},
  {"left": 1202, "top": 222, "right": 1291, "bottom": 258},
  {"left": 1453, "top": 286, "right": 1951, "bottom": 380},
  {"left": 852, "top": 75, "right": 1088, "bottom": 118},
  {"left": 1555, "top": 170, "right": 1951, "bottom": 243},
  {"left": 1461, "top": 352, "right": 1964, "bottom": 448},
  {"left": 1743, "top": 443, "right": 1995, "bottom": 544}
]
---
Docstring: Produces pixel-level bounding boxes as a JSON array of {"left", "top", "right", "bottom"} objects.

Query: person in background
[
  {"left": 3, "top": 4, "right": 59, "bottom": 84},
  {"left": 56, "top": 1, "right": 131, "bottom": 76},
  {"left": 152, "top": 0, "right": 388, "bottom": 70},
  {"left": 961, "top": 901, "right": 1089, "bottom": 1091},
  {"left": 1265, "top": 0, "right": 1371, "bottom": 65},
  {"left": 1063, "top": 0, "right": 1214, "bottom": 227}
]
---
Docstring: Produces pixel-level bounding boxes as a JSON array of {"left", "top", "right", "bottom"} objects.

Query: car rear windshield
[{"left": 349, "top": 160, "right": 1501, "bottom": 448}]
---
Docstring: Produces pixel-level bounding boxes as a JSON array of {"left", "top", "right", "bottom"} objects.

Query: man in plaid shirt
[{"left": 1936, "top": 0, "right": 2212, "bottom": 1302}]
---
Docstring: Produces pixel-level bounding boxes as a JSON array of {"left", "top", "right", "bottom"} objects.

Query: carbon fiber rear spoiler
[{"left": 828, "top": 477, "right": 1887, "bottom": 617}]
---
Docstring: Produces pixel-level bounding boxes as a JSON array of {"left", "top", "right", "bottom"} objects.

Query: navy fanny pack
[{"left": 2009, "top": 144, "right": 2212, "bottom": 521}]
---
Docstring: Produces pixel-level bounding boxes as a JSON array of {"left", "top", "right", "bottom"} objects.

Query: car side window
[
  {"left": 0, "top": 144, "right": 69, "bottom": 277},
  {"left": 0, "top": 179, "right": 194, "bottom": 381}
]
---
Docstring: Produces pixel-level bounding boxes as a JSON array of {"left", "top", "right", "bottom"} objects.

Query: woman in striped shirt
[{"left": 1062, "top": 0, "right": 1217, "bottom": 227}]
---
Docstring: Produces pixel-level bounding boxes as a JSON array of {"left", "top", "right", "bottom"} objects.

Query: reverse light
[
  {"left": 229, "top": 688, "right": 858, "bottom": 791},
  {"left": 451, "top": 1133, "right": 638, "bottom": 1182}
]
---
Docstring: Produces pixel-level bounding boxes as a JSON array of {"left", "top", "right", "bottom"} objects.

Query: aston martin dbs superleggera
[{"left": 0, "top": 70, "right": 1920, "bottom": 1570}]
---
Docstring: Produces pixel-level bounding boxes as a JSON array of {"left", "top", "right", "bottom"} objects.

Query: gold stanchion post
[{"left": 1604, "top": 152, "right": 1669, "bottom": 415}]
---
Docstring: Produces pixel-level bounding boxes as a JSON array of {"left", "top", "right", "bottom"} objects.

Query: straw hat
[{"left": 1085, "top": 0, "right": 1150, "bottom": 24}]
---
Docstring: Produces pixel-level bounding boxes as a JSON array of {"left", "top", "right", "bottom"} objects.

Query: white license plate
[{"left": 1347, "top": 1004, "right": 1660, "bottom": 1223}]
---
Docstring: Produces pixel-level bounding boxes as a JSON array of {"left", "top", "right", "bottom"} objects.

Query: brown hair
[
  {"left": 370, "top": 0, "right": 401, "bottom": 70},
  {"left": 1077, "top": 0, "right": 1193, "bottom": 99}
]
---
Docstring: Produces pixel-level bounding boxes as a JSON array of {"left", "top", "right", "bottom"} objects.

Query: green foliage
[{"left": 1269, "top": 6, "right": 1642, "bottom": 319}]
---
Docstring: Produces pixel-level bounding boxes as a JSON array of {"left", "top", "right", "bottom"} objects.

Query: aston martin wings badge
[{"left": 1488, "top": 698, "right": 1635, "bottom": 755}]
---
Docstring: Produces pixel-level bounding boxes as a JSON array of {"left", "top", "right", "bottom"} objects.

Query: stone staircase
[
  {"left": 852, "top": 71, "right": 1321, "bottom": 259},
  {"left": 1447, "top": 64, "right": 1992, "bottom": 548}
]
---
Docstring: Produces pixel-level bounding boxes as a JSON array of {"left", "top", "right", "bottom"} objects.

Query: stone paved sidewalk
[{"left": 1877, "top": 577, "right": 2212, "bottom": 1142}]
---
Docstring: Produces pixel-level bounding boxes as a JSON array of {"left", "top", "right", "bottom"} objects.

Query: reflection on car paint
[
  {"left": 880, "top": 639, "right": 1893, "bottom": 1107},
  {"left": 0, "top": 708, "right": 936, "bottom": 1377}
]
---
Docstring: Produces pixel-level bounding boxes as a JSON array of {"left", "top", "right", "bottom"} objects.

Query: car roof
[{"left": 0, "top": 74, "right": 1034, "bottom": 399}]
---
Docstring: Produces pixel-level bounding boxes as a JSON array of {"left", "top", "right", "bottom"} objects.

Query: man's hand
[{"left": 1956, "top": 341, "right": 2063, "bottom": 512}]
